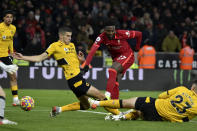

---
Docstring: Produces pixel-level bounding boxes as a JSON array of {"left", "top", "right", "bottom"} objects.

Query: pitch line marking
[{"left": 5, "top": 109, "right": 108, "bottom": 115}]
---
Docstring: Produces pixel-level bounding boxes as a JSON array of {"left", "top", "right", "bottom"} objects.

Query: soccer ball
[{"left": 20, "top": 96, "right": 35, "bottom": 111}]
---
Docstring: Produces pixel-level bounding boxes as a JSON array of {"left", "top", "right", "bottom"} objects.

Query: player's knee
[
  {"left": 9, "top": 74, "right": 17, "bottom": 81},
  {"left": 80, "top": 102, "right": 90, "bottom": 110}
]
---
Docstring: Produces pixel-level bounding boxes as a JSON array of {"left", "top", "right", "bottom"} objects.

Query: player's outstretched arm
[
  {"left": 134, "top": 31, "right": 142, "bottom": 51},
  {"left": 81, "top": 43, "right": 100, "bottom": 68},
  {"left": 13, "top": 52, "right": 48, "bottom": 62}
]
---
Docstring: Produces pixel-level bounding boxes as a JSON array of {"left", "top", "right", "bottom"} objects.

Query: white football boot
[
  {"left": 0, "top": 119, "right": 18, "bottom": 125},
  {"left": 50, "top": 106, "right": 61, "bottom": 117}
]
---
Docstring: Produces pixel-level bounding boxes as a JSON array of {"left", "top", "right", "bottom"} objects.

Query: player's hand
[
  {"left": 13, "top": 52, "right": 24, "bottom": 60},
  {"left": 5, "top": 64, "right": 18, "bottom": 74},
  {"left": 80, "top": 65, "right": 89, "bottom": 75},
  {"left": 78, "top": 51, "right": 85, "bottom": 63}
]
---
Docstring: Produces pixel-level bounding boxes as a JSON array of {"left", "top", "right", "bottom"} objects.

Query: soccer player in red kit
[{"left": 81, "top": 20, "right": 142, "bottom": 99}]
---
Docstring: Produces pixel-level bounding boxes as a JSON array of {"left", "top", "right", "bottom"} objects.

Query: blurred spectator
[
  {"left": 23, "top": 24, "right": 46, "bottom": 55},
  {"left": 44, "top": 16, "right": 57, "bottom": 48},
  {"left": 138, "top": 42, "right": 156, "bottom": 69},
  {"left": 179, "top": 30, "right": 188, "bottom": 48},
  {"left": 1, "top": 0, "right": 197, "bottom": 53},
  {"left": 179, "top": 43, "right": 194, "bottom": 70},
  {"left": 189, "top": 30, "right": 197, "bottom": 52},
  {"left": 162, "top": 30, "right": 181, "bottom": 52},
  {"left": 76, "top": 25, "right": 93, "bottom": 50},
  {"left": 155, "top": 23, "right": 168, "bottom": 51},
  {"left": 26, "top": 11, "right": 37, "bottom": 27},
  {"left": 142, "top": 21, "right": 157, "bottom": 47}
]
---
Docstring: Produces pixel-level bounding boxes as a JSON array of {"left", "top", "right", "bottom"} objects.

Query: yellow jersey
[
  {"left": 46, "top": 40, "right": 80, "bottom": 80},
  {"left": 155, "top": 86, "right": 197, "bottom": 122},
  {"left": 0, "top": 22, "right": 16, "bottom": 57}
]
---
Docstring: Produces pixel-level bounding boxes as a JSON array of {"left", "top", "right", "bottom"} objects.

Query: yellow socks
[
  {"left": 100, "top": 100, "right": 121, "bottom": 108},
  {"left": 104, "top": 107, "right": 121, "bottom": 115},
  {"left": 61, "top": 102, "right": 81, "bottom": 112},
  {"left": 11, "top": 85, "right": 18, "bottom": 98}
]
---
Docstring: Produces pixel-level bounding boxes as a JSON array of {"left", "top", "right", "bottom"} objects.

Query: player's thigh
[
  {"left": 111, "top": 61, "right": 123, "bottom": 73},
  {"left": 86, "top": 85, "right": 106, "bottom": 100},
  {"left": 114, "top": 54, "right": 134, "bottom": 74},
  {"left": 67, "top": 73, "right": 91, "bottom": 97},
  {"left": 122, "top": 97, "right": 138, "bottom": 108}
]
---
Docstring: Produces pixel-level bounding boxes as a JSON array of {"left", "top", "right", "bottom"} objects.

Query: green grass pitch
[{"left": 1, "top": 89, "right": 197, "bottom": 131}]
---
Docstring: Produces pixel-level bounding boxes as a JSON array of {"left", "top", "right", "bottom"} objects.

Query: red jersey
[
  {"left": 95, "top": 30, "right": 139, "bottom": 58},
  {"left": 82, "top": 30, "right": 142, "bottom": 67}
]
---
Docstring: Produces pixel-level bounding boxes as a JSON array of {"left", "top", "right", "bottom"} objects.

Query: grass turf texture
[{"left": 1, "top": 89, "right": 197, "bottom": 131}]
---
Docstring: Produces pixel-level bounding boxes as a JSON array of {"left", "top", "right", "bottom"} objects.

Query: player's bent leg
[
  {"left": 86, "top": 85, "right": 106, "bottom": 100},
  {"left": 86, "top": 85, "right": 121, "bottom": 115},
  {"left": 89, "top": 97, "right": 138, "bottom": 109},
  {"left": 50, "top": 95, "right": 90, "bottom": 117}
]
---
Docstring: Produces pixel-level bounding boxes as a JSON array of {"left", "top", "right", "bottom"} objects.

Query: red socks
[
  {"left": 106, "top": 68, "right": 119, "bottom": 99},
  {"left": 111, "top": 82, "right": 119, "bottom": 99}
]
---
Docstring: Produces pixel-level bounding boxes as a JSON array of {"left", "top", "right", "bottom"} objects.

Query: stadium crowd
[{"left": 1, "top": 0, "right": 197, "bottom": 55}]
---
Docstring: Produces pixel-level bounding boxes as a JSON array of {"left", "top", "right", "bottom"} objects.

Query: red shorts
[{"left": 113, "top": 52, "right": 134, "bottom": 74}]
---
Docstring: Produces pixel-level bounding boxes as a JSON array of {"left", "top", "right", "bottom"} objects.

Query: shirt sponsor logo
[
  {"left": 125, "top": 31, "right": 130, "bottom": 37},
  {"left": 2, "top": 36, "right": 6, "bottom": 40},
  {"left": 117, "top": 55, "right": 127, "bottom": 60},
  {"left": 64, "top": 48, "right": 69, "bottom": 52},
  {"left": 96, "top": 37, "right": 101, "bottom": 42}
]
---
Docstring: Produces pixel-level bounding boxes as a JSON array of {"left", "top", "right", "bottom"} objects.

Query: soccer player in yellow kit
[
  {"left": 0, "top": 10, "right": 20, "bottom": 106},
  {"left": 89, "top": 80, "right": 197, "bottom": 122},
  {"left": 13, "top": 27, "right": 121, "bottom": 116}
]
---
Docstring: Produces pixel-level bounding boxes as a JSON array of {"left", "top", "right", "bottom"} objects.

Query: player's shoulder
[
  {"left": 48, "top": 41, "right": 60, "bottom": 49},
  {"left": 116, "top": 30, "right": 130, "bottom": 33},
  {"left": 0, "top": 22, "right": 4, "bottom": 29},
  {"left": 0, "top": 22, "right": 3, "bottom": 26},
  {"left": 97, "top": 32, "right": 106, "bottom": 38},
  {"left": 69, "top": 42, "right": 75, "bottom": 47},
  {"left": 10, "top": 24, "right": 16, "bottom": 30},
  {"left": 176, "top": 86, "right": 189, "bottom": 91}
]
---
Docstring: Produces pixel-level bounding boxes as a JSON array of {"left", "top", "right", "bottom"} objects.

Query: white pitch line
[
  {"left": 5, "top": 109, "right": 108, "bottom": 115},
  {"left": 190, "top": 120, "right": 197, "bottom": 123},
  {"left": 77, "top": 110, "right": 108, "bottom": 115}
]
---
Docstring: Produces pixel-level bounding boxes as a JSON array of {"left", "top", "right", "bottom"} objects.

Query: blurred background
[{"left": 1, "top": 0, "right": 197, "bottom": 90}]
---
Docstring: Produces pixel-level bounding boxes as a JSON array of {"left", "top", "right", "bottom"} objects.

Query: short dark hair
[
  {"left": 104, "top": 19, "right": 116, "bottom": 27},
  {"left": 3, "top": 10, "right": 14, "bottom": 17},
  {"left": 58, "top": 27, "right": 72, "bottom": 34}
]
